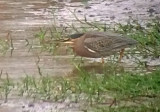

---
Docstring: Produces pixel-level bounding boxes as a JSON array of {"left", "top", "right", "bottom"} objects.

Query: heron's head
[{"left": 62, "top": 33, "right": 84, "bottom": 47}]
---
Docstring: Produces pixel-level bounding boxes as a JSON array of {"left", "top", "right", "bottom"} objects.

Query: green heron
[{"left": 64, "top": 31, "right": 137, "bottom": 62}]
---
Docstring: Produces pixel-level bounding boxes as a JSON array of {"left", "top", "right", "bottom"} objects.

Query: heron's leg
[
  {"left": 72, "top": 54, "right": 77, "bottom": 60},
  {"left": 80, "top": 57, "right": 84, "bottom": 63},
  {"left": 101, "top": 57, "right": 104, "bottom": 64},
  {"left": 118, "top": 49, "right": 125, "bottom": 62}
]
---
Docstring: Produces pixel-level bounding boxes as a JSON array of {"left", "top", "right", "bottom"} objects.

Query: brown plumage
[{"left": 64, "top": 31, "right": 137, "bottom": 61}]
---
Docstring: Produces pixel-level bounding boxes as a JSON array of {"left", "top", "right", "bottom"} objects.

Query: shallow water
[
  {"left": 0, "top": 0, "right": 159, "bottom": 79},
  {"left": 0, "top": 0, "right": 160, "bottom": 111}
]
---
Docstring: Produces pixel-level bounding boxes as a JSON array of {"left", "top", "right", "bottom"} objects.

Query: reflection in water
[{"left": 70, "top": 62, "right": 125, "bottom": 76}]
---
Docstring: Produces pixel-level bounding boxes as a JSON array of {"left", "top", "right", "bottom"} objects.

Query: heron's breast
[{"left": 73, "top": 39, "right": 101, "bottom": 58}]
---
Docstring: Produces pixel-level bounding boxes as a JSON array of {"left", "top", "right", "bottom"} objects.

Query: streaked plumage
[{"left": 65, "top": 31, "right": 137, "bottom": 59}]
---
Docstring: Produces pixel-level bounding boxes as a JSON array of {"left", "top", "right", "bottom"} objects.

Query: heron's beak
[
  {"left": 63, "top": 41, "right": 74, "bottom": 44},
  {"left": 62, "top": 38, "right": 75, "bottom": 47}
]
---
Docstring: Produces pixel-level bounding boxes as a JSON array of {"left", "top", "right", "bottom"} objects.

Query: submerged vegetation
[
  {"left": 0, "top": 11, "right": 159, "bottom": 111},
  {"left": 35, "top": 17, "right": 160, "bottom": 60},
  {"left": 28, "top": 17, "right": 160, "bottom": 111},
  {"left": 0, "top": 33, "right": 11, "bottom": 55},
  {"left": 0, "top": 65, "right": 160, "bottom": 111},
  {"left": 116, "top": 19, "right": 160, "bottom": 58}
]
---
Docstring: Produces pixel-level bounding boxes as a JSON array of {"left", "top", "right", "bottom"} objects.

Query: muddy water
[
  {"left": 0, "top": 0, "right": 71, "bottom": 79},
  {"left": 0, "top": 0, "right": 160, "bottom": 112},
  {"left": 0, "top": 0, "right": 159, "bottom": 80}
]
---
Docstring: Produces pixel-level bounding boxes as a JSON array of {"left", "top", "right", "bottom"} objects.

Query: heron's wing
[{"left": 84, "top": 32, "right": 137, "bottom": 52}]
